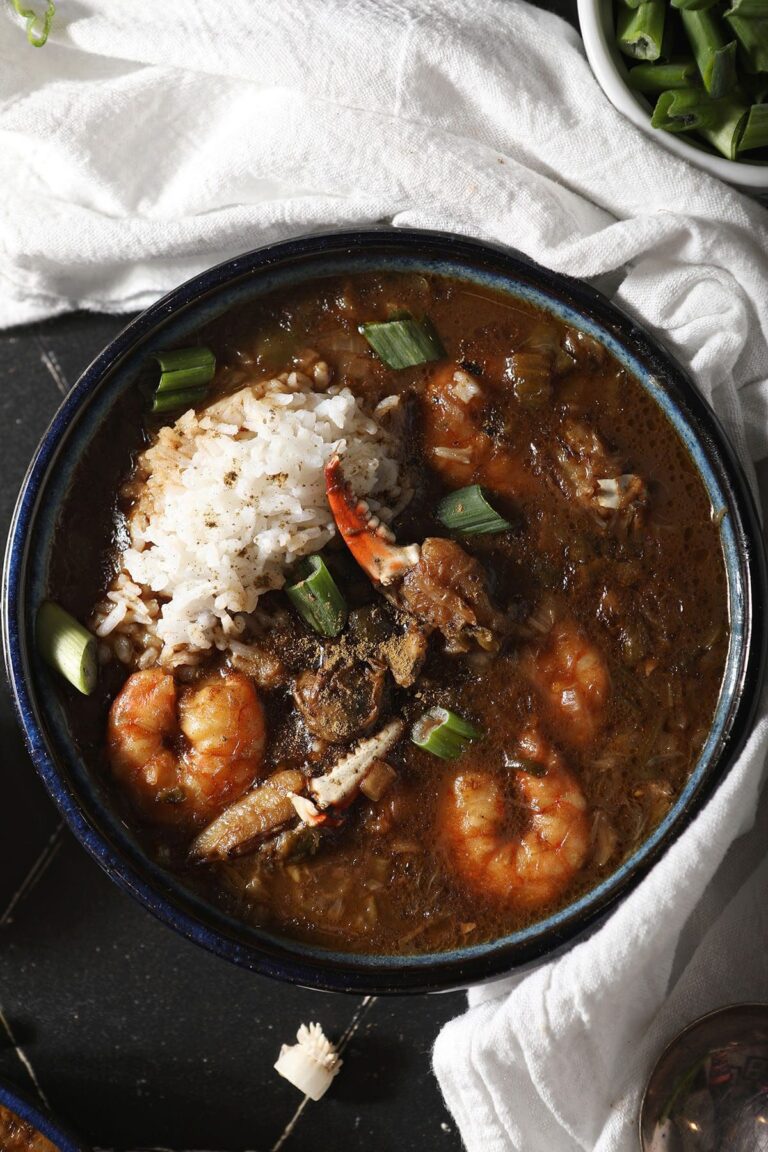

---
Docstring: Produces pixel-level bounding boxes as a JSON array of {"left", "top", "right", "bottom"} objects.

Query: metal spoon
[{"left": 640, "top": 1004, "right": 768, "bottom": 1152}]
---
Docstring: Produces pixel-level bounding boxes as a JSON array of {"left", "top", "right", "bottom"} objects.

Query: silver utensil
[{"left": 640, "top": 1004, "right": 768, "bottom": 1151}]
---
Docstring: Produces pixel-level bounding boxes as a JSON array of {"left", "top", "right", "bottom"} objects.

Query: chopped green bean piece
[
  {"left": 681, "top": 10, "right": 738, "bottom": 97},
  {"left": 628, "top": 60, "right": 700, "bottom": 92},
  {"left": 617, "top": 1, "right": 666, "bottom": 60},
  {"left": 738, "top": 102, "right": 768, "bottom": 149}
]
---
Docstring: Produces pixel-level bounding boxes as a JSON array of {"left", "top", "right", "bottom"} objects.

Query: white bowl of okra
[{"left": 577, "top": 0, "right": 768, "bottom": 192}]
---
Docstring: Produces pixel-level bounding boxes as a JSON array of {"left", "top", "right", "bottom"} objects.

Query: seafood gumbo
[{"left": 43, "top": 272, "right": 729, "bottom": 955}]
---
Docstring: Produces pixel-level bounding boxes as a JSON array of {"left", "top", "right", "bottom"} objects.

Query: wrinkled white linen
[{"left": 2, "top": 2, "right": 768, "bottom": 1149}]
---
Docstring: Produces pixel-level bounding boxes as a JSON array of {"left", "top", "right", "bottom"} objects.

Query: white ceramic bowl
[{"left": 577, "top": 0, "right": 768, "bottom": 193}]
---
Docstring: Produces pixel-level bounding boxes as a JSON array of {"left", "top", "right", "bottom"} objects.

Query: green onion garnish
[
  {"left": 12, "top": 0, "right": 55, "bottom": 46},
  {"left": 725, "top": 12, "right": 768, "bottom": 72},
  {"left": 699, "top": 95, "right": 750, "bottom": 158},
  {"left": 359, "top": 317, "right": 445, "bottom": 369},
  {"left": 151, "top": 386, "right": 209, "bottom": 414},
  {"left": 151, "top": 347, "right": 216, "bottom": 412},
  {"left": 724, "top": 0, "right": 767, "bottom": 15},
  {"left": 36, "top": 601, "right": 97, "bottom": 695},
  {"left": 285, "top": 555, "right": 348, "bottom": 637},
  {"left": 739, "top": 104, "right": 768, "bottom": 151},
  {"left": 671, "top": 0, "right": 719, "bottom": 11},
  {"left": 651, "top": 88, "right": 724, "bottom": 131},
  {"left": 628, "top": 60, "right": 699, "bottom": 93},
  {"left": 436, "top": 484, "right": 512, "bottom": 536},
  {"left": 411, "top": 708, "right": 483, "bottom": 760},
  {"left": 681, "top": 9, "right": 738, "bottom": 98},
  {"left": 617, "top": 1, "right": 666, "bottom": 61}
]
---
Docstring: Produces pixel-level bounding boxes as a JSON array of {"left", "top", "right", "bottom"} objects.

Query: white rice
[{"left": 98, "top": 367, "right": 402, "bottom": 666}]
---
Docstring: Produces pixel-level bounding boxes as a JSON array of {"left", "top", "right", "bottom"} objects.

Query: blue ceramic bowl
[
  {"left": 0, "top": 1078, "right": 89, "bottom": 1151},
  {"left": 3, "top": 229, "right": 766, "bottom": 994}
]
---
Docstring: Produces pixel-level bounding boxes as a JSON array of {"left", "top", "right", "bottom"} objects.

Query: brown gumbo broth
[
  {"left": 61, "top": 272, "right": 728, "bottom": 955},
  {"left": 0, "top": 1104, "right": 60, "bottom": 1152}
]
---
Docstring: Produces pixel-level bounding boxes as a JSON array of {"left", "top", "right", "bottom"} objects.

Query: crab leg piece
[
  {"left": 310, "top": 719, "right": 404, "bottom": 810},
  {"left": 189, "top": 768, "right": 305, "bottom": 861},
  {"left": 325, "top": 454, "right": 419, "bottom": 585}
]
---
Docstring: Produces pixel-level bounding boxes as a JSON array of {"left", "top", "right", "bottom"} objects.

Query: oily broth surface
[{"left": 60, "top": 271, "right": 729, "bottom": 955}]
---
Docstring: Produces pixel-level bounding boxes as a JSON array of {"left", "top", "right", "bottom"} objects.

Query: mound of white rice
[{"left": 98, "top": 368, "right": 402, "bottom": 666}]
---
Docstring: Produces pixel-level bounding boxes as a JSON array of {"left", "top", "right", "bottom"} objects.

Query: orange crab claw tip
[{"left": 324, "top": 454, "right": 419, "bottom": 586}]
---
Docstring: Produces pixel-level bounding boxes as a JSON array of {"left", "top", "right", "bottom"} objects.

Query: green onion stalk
[
  {"left": 436, "top": 484, "right": 512, "bottom": 536},
  {"left": 617, "top": 1, "right": 667, "bottom": 61},
  {"left": 411, "top": 708, "right": 483, "bottom": 760},
  {"left": 285, "top": 555, "right": 348, "bottom": 637},
  {"left": 681, "top": 9, "right": 738, "bottom": 97},
  {"left": 151, "top": 346, "right": 216, "bottom": 413},
  {"left": 359, "top": 316, "right": 445, "bottom": 369}
]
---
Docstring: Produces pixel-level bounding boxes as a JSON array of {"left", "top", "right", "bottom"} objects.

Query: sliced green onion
[
  {"left": 151, "top": 386, "right": 208, "bottom": 413},
  {"left": 36, "top": 601, "right": 97, "bottom": 695},
  {"left": 628, "top": 60, "right": 700, "bottom": 93},
  {"left": 698, "top": 95, "right": 749, "bottom": 158},
  {"left": 12, "top": 0, "right": 55, "bottom": 46},
  {"left": 738, "top": 103, "right": 768, "bottom": 150},
  {"left": 411, "top": 708, "right": 483, "bottom": 760},
  {"left": 651, "top": 88, "right": 724, "bottom": 131},
  {"left": 285, "top": 555, "right": 348, "bottom": 637},
  {"left": 153, "top": 346, "right": 216, "bottom": 393},
  {"left": 671, "top": 0, "right": 719, "bottom": 11},
  {"left": 359, "top": 317, "right": 445, "bottom": 369},
  {"left": 681, "top": 10, "right": 738, "bottom": 97},
  {"left": 436, "top": 485, "right": 512, "bottom": 536},
  {"left": 725, "top": 13, "right": 768, "bottom": 72},
  {"left": 617, "top": 1, "right": 666, "bottom": 61},
  {"left": 724, "top": 0, "right": 768, "bottom": 16}
]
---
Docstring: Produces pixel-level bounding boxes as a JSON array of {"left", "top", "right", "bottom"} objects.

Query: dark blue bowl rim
[
  {"left": 3, "top": 227, "right": 766, "bottom": 995},
  {"left": 0, "top": 1078, "right": 89, "bottom": 1151}
]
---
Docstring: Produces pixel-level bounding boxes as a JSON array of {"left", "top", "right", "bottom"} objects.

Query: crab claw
[{"left": 325, "top": 454, "right": 420, "bottom": 586}]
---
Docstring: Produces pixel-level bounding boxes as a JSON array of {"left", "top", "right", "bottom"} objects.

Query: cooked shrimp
[
  {"left": 440, "top": 729, "right": 590, "bottom": 907},
  {"left": 422, "top": 364, "right": 539, "bottom": 497},
  {"left": 325, "top": 454, "right": 507, "bottom": 651},
  {"left": 521, "top": 618, "right": 609, "bottom": 748},
  {"left": 107, "top": 667, "right": 266, "bottom": 824}
]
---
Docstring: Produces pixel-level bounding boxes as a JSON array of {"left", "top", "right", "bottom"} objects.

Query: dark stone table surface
[{"left": 0, "top": 5, "right": 596, "bottom": 1148}]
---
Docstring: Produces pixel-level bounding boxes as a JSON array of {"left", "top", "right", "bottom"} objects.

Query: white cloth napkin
[{"left": 2, "top": 2, "right": 768, "bottom": 1149}]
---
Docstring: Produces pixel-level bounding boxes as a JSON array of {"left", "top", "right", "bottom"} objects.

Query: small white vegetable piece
[
  {"left": 359, "top": 759, "right": 397, "bottom": 802},
  {"left": 274, "top": 1022, "right": 342, "bottom": 1101}
]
